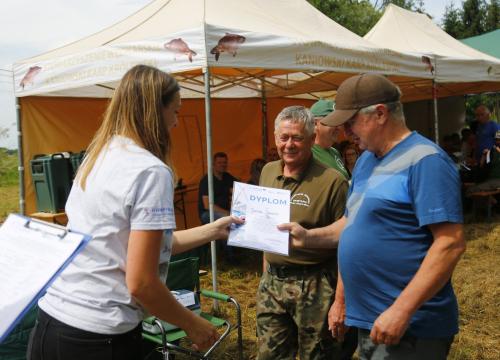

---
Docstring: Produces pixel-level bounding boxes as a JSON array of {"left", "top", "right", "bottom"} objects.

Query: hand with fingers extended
[
  {"left": 277, "top": 222, "right": 308, "bottom": 249},
  {"left": 211, "top": 215, "right": 245, "bottom": 240},
  {"left": 185, "top": 316, "right": 220, "bottom": 351},
  {"left": 328, "top": 300, "right": 349, "bottom": 341},
  {"left": 369, "top": 305, "right": 411, "bottom": 345}
]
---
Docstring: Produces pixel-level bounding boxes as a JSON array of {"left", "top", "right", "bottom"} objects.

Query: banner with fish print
[
  {"left": 14, "top": 28, "right": 206, "bottom": 96},
  {"left": 204, "top": 25, "right": 432, "bottom": 79},
  {"left": 15, "top": 25, "right": 436, "bottom": 97}
]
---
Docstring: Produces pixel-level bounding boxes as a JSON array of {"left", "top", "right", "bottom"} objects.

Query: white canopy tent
[
  {"left": 14, "top": 0, "right": 432, "bottom": 99},
  {"left": 13, "top": 0, "right": 433, "bottom": 292},
  {"left": 364, "top": 4, "right": 500, "bottom": 83},
  {"left": 363, "top": 4, "right": 500, "bottom": 141}
]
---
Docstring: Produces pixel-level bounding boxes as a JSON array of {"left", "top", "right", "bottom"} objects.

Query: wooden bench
[
  {"left": 466, "top": 189, "right": 500, "bottom": 221},
  {"left": 29, "top": 212, "right": 68, "bottom": 226}
]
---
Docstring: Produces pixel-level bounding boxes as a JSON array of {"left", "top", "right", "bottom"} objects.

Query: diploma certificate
[{"left": 228, "top": 182, "right": 290, "bottom": 255}]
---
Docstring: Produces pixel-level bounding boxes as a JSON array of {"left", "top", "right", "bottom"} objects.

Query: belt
[{"left": 267, "top": 262, "right": 328, "bottom": 279}]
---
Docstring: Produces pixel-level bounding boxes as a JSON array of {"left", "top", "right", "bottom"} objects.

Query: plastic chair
[{"left": 142, "top": 257, "right": 243, "bottom": 360}]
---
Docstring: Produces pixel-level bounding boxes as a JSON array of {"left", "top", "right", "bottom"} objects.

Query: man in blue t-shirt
[
  {"left": 475, "top": 104, "right": 499, "bottom": 162},
  {"left": 279, "top": 74, "right": 466, "bottom": 360}
]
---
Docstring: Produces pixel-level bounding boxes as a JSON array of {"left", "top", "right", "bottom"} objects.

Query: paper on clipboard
[
  {"left": 0, "top": 214, "right": 91, "bottom": 343},
  {"left": 228, "top": 182, "right": 290, "bottom": 255}
]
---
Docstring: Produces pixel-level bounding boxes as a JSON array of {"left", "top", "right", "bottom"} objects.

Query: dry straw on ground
[{"left": 169, "top": 218, "right": 500, "bottom": 360}]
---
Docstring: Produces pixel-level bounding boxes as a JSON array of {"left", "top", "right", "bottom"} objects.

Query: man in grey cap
[
  {"left": 280, "top": 74, "right": 466, "bottom": 360},
  {"left": 310, "top": 99, "right": 349, "bottom": 179}
]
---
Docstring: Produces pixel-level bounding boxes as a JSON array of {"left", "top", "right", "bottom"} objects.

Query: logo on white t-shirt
[{"left": 144, "top": 207, "right": 174, "bottom": 216}]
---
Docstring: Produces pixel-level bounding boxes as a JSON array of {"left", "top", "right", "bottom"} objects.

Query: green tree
[
  {"left": 381, "top": 0, "right": 422, "bottom": 11},
  {"left": 308, "top": 0, "right": 381, "bottom": 36},
  {"left": 485, "top": 0, "right": 500, "bottom": 31},
  {"left": 443, "top": 3, "right": 465, "bottom": 38},
  {"left": 461, "top": 0, "right": 487, "bottom": 38}
]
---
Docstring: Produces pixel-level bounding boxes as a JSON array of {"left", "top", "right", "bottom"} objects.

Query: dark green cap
[{"left": 310, "top": 99, "right": 335, "bottom": 117}]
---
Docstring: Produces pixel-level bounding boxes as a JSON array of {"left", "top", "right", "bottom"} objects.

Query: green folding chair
[{"left": 142, "top": 257, "right": 242, "bottom": 360}]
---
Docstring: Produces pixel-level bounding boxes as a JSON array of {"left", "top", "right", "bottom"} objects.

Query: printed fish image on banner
[
  {"left": 164, "top": 38, "right": 197, "bottom": 62},
  {"left": 421, "top": 56, "right": 434, "bottom": 75},
  {"left": 20, "top": 66, "right": 42, "bottom": 89},
  {"left": 210, "top": 33, "right": 246, "bottom": 61}
]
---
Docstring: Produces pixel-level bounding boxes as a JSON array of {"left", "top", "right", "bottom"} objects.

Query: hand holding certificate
[{"left": 228, "top": 182, "right": 290, "bottom": 255}]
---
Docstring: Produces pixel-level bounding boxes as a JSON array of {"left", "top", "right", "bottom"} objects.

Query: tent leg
[
  {"left": 15, "top": 97, "right": 25, "bottom": 215},
  {"left": 203, "top": 67, "right": 219, "bottom": 310},
  {"left": 261, "top": 78, "right": 268, "bottom": 159},
  {"left": 432, "top": 80, "right": 439, "bottom": 144}
]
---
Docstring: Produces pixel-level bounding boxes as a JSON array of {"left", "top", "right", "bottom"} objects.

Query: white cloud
[
  {"left": 0, "top": 0, "right": 150, "bottom": 66},
  {"left": 0, "top": 0, "right": 150, "bottom": 148}
]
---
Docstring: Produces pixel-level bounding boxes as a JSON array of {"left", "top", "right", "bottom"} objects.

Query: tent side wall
[
  {"left": 20, "top": 96, "right": 313, "bottom": 228},
  {"left": 403, "top": 96, "right": 466, "bottom": 141}
]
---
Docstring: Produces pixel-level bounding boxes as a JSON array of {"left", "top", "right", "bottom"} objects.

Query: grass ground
[
  {"left": 0, "top": 148, "right": 18, "bottom": 221},
  {"left": 0, "top": 149, "right": 498, "bottom": 359},
  {"left": 189, "top": 220, "right": 500, "bottom": 360}
]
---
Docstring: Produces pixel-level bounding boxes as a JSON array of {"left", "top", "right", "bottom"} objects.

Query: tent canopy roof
[
  {"left": 13, "top": 0, "right": 430, "bottom": 98},
  {"left": 461, "top": 29, "right": 500, "bottom": 60},
  {"left": 363, "top": 4, "right": 500, "bottom": 84},
  {"left": 364, "top": 4, "right": 498, "bottom": 61},
  {"left": 19, "top": 0, "right": 368, "bottom": 65}
]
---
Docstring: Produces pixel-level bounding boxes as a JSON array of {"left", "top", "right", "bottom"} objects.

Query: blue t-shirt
[
  {"left": 476, "top": 121, "right": 499, "bottom": 160},
  {"left": 338, "top": 132, "right": 463, "bottom": 338}
]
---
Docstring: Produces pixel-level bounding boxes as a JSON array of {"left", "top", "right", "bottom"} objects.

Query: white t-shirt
[{"left": 39, "top": 135, "right": 176, "bottom": 334}]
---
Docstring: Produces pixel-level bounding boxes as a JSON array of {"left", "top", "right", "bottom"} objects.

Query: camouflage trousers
[{"left": 256, "top": 266, "right": 340, "bottom": 360}]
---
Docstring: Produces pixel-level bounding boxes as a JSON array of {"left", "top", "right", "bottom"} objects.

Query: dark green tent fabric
[
  {"left": 461, "top": 29, "right": 500, "bottom": 60},
  {"left": 0, "top": 305, "right": 38, "bottom": 360}
]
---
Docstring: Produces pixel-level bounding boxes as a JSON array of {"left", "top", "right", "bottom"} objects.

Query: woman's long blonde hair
[{"left": 77, "top": 65, "right": 180, "bottom": 189}]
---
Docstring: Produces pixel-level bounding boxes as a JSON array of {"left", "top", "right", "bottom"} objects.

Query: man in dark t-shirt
[
  {"left": 198, "top": 152, "right": 238, "bottom": 224},
  {"left": 198, "top": 152, "right": 238, "bottom": 262}
]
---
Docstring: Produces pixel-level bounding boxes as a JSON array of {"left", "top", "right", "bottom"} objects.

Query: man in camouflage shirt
[{"left": 256, "top": 106, "right": 348, "bottom": 359}]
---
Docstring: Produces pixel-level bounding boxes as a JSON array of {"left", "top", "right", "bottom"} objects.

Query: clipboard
[{"left": 0, "top": 213, "right": 91, "bottom": 343}]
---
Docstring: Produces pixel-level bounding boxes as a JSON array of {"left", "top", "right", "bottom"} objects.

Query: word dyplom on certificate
[{"left": 228, "top": 182, "right": 290, "bottom": 255}]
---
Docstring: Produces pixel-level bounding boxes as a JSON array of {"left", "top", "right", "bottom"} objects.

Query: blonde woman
[{"left": 27, "top": 65, "right": 241, "bottom": 360}]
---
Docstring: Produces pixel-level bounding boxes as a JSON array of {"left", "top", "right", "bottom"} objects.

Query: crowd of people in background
[{"left": 440, "top": 104, "right": 500, "bottom": 208}]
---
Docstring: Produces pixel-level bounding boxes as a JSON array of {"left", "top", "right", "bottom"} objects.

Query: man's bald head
[{"left": 475, "top": 105, "right": 491, "bottom": 125}]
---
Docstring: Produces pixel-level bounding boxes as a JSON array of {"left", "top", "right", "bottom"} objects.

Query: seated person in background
[
  {"left": 198, "top": 152, "right": 238, "bottom": 262},
  {"left": 266, "top": 146, "right": 280, "bottom": 162},
  {"left": 467, "top": 130, "right": 500, "bottom": 196},
  {"left": 342, "top": 144, "right": 360, "bottom": 178},
  {"left": 460, "top": 128, "right": 476, "bottom": 166},
  {"left": 450, "top": 132, "right": 461, "bottom": 153},
  {"left": 442, "top": 133, "right": 464, "bottom": 165},
  {"left": 247, "top": 158, "right": 266, "bottom": 185},
  {"left": 198, "top": 152, "right": 237, "bottom": 224},
  {"left": 459, "top": 128, "right": 478, "bottom": 182}
]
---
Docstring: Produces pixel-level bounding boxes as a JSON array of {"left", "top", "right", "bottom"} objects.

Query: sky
[{"left": 0, "top": 0, "right": 457, "bottom": 149}]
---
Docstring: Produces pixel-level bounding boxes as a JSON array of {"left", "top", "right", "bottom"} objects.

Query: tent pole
[
  {"left": 432, "top": 80, "right": 439, "bottom": 144},
  {"left": 15, "top": 96, "right": 25, "bottom": 215},
  {"left": 261, "top": 78, "right": 268, "bottom": 159},
  {"left": 203, "top": 67, "right": 219, "bottom": 308}
]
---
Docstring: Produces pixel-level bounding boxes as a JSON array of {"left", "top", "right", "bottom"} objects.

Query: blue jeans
[{"left": 358, "top": 328, "right": 453, "bottom": 360}]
